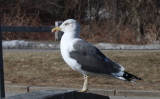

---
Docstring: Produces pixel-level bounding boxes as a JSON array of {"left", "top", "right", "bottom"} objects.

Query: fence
[
  {"left": 1, "top": 21, "right": 63, "bottom": 41},
  {"left": 0, "top": 21, "right": 63, "bottom": 98}
]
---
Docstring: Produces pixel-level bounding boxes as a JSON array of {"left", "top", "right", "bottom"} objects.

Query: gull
[{"left": 52, "top": 19, "right": 142, "bottom": 92}]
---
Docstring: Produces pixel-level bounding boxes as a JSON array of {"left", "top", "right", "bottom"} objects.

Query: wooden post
[
  {"left": 0, "top": 13, "right": 5, "bottom": 98},
  {"left": 55, "top": 21, "right": 63, "bottom": 41}
]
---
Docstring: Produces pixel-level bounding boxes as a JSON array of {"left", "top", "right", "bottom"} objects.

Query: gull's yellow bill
[{"left": 51, "top": 27, "right": 61, "bottom": 32}]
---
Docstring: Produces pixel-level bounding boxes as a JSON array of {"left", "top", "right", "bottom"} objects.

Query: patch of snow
[
  {"left": 2, "top": 40, "right": 160, "bottom": 50},
  {"left": 95, "top": 43, "right": 160, "bottom": 50},
  {"left": 2, "top": 40, "right": 32, "bottom": 49}
]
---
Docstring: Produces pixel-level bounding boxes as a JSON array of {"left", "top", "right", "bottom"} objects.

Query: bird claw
[{"left": 79, "top": 88, "right": 88, "bottom": 92}]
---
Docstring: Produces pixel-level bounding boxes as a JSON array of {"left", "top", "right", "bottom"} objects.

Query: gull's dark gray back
[{"left": 69, "top": 40, "right": 122, "bottom": 75}]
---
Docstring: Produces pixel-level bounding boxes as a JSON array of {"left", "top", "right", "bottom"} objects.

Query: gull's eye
[{"left": 65, "top": 23, "right": 70, "bottom": 26}]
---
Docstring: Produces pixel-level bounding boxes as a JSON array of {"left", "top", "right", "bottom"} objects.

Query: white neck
[{"left": 62, "top": 31, "right": 80, "bottom": 40}]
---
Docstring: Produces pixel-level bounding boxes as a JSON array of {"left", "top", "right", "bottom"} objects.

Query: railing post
[
  {"left": 0, "top": 13, "right": 5, "bottom": 98},
  {"left": 55, "top": 21, "right": 63, "bottom": 41}
]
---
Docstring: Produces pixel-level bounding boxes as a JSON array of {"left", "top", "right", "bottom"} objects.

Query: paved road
[
  {"left": 5, "top": 91, "right": 160, "bottom": 99},
  {"left": 4, "top": 84, "right": 160, "bottom": 98}
]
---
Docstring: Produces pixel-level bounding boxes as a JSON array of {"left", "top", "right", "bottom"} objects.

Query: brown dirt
[{"left": 3, "top": 51, "right": 160, "bottom": 90}]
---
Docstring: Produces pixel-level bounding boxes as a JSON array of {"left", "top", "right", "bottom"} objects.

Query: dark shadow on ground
[{"left": 6, "top": 90, "right": 110, "bottom": 99}]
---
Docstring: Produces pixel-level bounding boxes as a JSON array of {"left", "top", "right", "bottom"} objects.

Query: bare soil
[{"left": 3, "top": 51, "right": 160, "bottom": 90}]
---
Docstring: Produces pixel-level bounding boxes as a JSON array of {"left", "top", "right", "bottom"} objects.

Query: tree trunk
[{"left": 133, "top": 0, "right": 144, "bottom": 41}]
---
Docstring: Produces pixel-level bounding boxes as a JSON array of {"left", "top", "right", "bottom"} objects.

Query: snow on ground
[
  {"left": 2, "top": 40, "right": 160, "bottom": 50},
  {"left": 3, "top": 40, "right": 32, "bottom": 49},
  {"left": 2, "top": 40, "right": 60, "bottom": 49},
  {"left": 95, "top": 43, "right": 160, "bottom": 50}
]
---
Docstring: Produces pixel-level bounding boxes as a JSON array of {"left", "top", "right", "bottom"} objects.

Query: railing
[
  {"left": 0, "top": 20, "right": 63, "bottom": 98},
  {"left": 1, "top": 21, "right": 63, "bottom": 41}
]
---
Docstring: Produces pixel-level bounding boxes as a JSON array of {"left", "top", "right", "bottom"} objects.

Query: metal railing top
[{"left": 1, "top": 26, "right": 55, "bottom": 33}]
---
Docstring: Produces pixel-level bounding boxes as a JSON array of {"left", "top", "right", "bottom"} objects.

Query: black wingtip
[{"left": 123, "top": 71, "right": 143, "bottom": 82}]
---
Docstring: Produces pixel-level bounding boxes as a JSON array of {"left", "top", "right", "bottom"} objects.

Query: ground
[{"left": 3, "top": 50, "right": 160, "bottom": 90}]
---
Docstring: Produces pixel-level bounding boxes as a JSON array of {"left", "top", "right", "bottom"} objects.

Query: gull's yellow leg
[{"left": 80, "top": 75, "right": 89, "bottom": 92}]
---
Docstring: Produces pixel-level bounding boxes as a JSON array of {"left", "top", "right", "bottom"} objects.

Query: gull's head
[{"left": 52, "top": 19, "right": 80, "bottom": 35}]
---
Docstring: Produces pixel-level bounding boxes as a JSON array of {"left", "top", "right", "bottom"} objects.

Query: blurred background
[
  {"left": 0, "top": 0, "right": 160, "bottom": 44},
  {"left": 1, "top": 1, "right": 160, "bottom": 95}
]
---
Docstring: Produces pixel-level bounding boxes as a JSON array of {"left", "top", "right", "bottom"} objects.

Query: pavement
[
  {"left": 3, "top": 84, "right": 160, "bottom": 99},
  {"left": 109, "top": 96, "right": 160, "bottom": 99},
  {"left": 4, "top": 90, "right": 160, "bottom": 99}
]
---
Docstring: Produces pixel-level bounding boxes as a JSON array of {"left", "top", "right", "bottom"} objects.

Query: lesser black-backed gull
[{"left": 52, "top": 19, "right": 142, "bottom": 92}]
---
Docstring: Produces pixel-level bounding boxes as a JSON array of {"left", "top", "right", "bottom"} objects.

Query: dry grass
[{"left": 3, "top": 51, "right": 160, "bottom": 90}]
